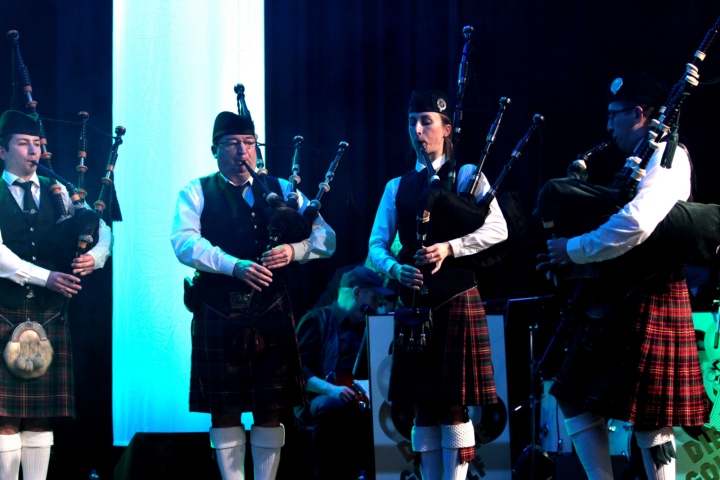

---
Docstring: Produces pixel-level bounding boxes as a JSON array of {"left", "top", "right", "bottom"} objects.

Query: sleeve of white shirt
[
  {"left": 0, "top": 228, "right": 51, "bottom": 287},
  {"left": 566, "top": 143, "right": 691, "bottom": 264},
  {"left": 368, "top": 166, "right": 509, "bottom": 276},
  {"left": 170, "top": 179, "right": 237, "bottom": 277},
  {"left": 0, "top": 184, "right": 113, "bottom": 286},
  {"left": 170, "top": 178, "right": 337, "bottom": 274},
  {"left": 88, "top": 218, "right": 113, "bottom": 269},
  {"left": 368, "top": 177, "right": 401, "bottom": 278}
]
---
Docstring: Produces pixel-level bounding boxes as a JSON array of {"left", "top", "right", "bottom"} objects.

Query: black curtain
[
  {"left": 2, "top": 0, "right": 720, "bottom": 476},
  {"left": 266, "top": 0, "right": 720, "bottom": 317},
  {"left": 266, "top": 1, "right": 720, "bottom": 467},
  {"left": 1, "top": 1, "right": 114, "bottom": 478}
]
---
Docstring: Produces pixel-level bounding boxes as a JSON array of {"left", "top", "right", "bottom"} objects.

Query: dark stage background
[{"left": 2, "top": 0, "right": 720, "bottom": 478}]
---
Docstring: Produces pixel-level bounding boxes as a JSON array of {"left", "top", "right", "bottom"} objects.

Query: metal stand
[
  {"left": 511, "top": 324, "right": 541, "bottom": 480},
  {"left": 507, "top": 295, "right": 566, "bottom": 479}
]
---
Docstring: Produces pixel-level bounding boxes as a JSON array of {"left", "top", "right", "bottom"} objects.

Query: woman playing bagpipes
[
  {"left": 367, "top": 90, "right": 508, "bottom": 480},
  {"left": 535, "top": 72, "right": 709, "bottom": 480}
]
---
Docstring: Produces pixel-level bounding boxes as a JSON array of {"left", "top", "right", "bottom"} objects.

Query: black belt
[{"left": 196, "top": 285, "right": 283, "bottom": 315}]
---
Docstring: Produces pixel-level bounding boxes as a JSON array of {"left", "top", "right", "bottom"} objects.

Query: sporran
[{"left": 3, "top": 321, "right": 54, "bottom": 379}]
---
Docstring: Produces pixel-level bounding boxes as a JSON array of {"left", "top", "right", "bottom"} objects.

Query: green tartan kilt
[
  {"left": 189, "top": 291, "right": 306, "bottom": 415},
  {"left": 0, "top": 300, "right": 75, "bottom": 418}
]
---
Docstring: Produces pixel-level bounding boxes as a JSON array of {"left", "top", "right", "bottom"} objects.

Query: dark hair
[{"left": 440, "top": 113, "right": 453, "bottom": 159}]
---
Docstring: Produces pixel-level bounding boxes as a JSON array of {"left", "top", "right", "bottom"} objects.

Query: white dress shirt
[
  {"left": 368, "top": 155, "right": 508, "bottom": 277},
  {"left": 566, "top": 142, "right": 691, "bottom": 264},
  {"left": 170, "top": 174, "right": 336, "bottom": 277},
  {"left": 0, "top": 170, "right": 113, "bottom": 287}
]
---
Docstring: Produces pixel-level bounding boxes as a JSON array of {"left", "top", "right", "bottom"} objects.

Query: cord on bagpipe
[
  {"left": 6, "top": 30, "right": 126, "bottom": 264},
  {"left": 7, "top": 30, "right": 67, "bottom": 220}
]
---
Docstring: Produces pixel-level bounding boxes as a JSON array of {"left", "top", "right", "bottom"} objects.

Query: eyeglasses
[
  {"left": 216, "top": 139, "right": 257, "bottom": 151},
  {"left": 607, "top": 106, "right": 636, "bottom": 121}
]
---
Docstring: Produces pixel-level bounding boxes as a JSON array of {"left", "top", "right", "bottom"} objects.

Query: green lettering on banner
[
  {"left": 701, "top": 429, "right": 717, "bottom": 455},
  {"left": 686, "top": 440, "right": 706, "bottom": 463},
  {"left": 701, "top": 461, "right": 719, "bottom": 479}
]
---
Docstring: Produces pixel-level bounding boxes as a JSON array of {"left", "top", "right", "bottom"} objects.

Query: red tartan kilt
[
  {"left": 551, "top": 280, "right": 709, "bottom": 427},
  {"left": 626, "top": 280, "right": 709, "bottom": 427},
  {"left": 189, "top": 292, "right": 306, "bottom": 414},
  {"left": 0, "top": 302, "right": 75, "bottom": 418},
  {"left": 389, "top": 287, "right": 497, "bottom": 406}
]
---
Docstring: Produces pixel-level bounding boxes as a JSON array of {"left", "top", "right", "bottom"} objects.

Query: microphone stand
[
  {"left": 510, "top": 296, "right": 565, "bottom": 480},
  {"left": 510, "top": 324, "right": 540, "bottom": 480}
]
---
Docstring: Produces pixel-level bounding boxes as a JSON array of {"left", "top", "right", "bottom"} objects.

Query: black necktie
[
  {"left": 13, "top": 180, "right": 38, "bottom": 213},
  {"left": 234, "top": 181, "right": 252, "bottom": 206}
]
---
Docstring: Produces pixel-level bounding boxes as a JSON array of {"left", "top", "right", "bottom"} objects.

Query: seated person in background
[
  {"left": 312, "top": 258, "right": 398, "bottom": 311},
  {"left": 295, "top": 266, "right": 392, "bottom": 480}
]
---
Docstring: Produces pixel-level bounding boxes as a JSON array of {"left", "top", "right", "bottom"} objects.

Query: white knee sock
[
  {"left": 635, "top": 428, "right": 675, "bottom": 480},
  {"left": 210, "top": 426, "right": 247, "bottom": 480},
  {"left": 564, "top": 413, "right": 613, "bottom": 480},
  {"left": 250, "top": 425, "right": 284, "bottom": 480},
  {"left": 0, "top": 434, "right": 21, "bottom": 480},
  {"left": 440, "top": 422, "right": 475, "bottom": 480},
  {"left": 19, "top": 431, "right": 53, "bottom": 480},
  {"left": 412, "top": 425, "right": 443, "bottom": 480}
]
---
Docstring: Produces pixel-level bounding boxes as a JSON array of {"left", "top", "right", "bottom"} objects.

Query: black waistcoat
[
  {"left": 196, "top": 172, "right": 287, "bottom": 296},
  {"left": 0, "top": 176, "right": 65, "bottom": 308},
  {"left": 395, "top": 163, "right": 477, "bottom": 307}
]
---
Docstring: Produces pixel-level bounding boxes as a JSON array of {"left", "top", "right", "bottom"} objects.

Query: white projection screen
[{"left": 112, "top": 0, "right": 264, "bottom": 446}]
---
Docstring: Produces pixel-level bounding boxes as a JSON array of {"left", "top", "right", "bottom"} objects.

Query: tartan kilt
[
  {"left": 389, "top": 287, "right": 497, "bottom": 406},
  {"left": 0, "top": 299, "right": 75, "bottom": 418},
  {"left": 189, "top": 291, "right": 306, "bottom": 414},
  {"left": 551, "top": 279, "right": 709, "bottom": 427}
]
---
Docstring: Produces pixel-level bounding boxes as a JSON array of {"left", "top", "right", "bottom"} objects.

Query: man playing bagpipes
[
  {"left": 0, "top": 110, "right": 112, "bottom": 480},
  {"left": 536, "top": 73, "right": 709, "bottom": 480},
  {"left": 170, "top": 109, "right": 336, "bottom": 480}
]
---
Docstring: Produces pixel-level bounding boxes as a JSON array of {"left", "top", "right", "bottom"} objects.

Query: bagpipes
[
  {"left": 534, "top": 15, "right": 720, "bottom": 315},
  {"left": 413, "top": 26, "right": 542, "bottom": 270},
  {"left": 232, "top": 84, "right": 348, "bottom": 250},
  {"left": 416, "top": 112, "right": 543, "bottom": 269},
  {"left": 6, "top": 30, "right": 125, "bottom": 269}
]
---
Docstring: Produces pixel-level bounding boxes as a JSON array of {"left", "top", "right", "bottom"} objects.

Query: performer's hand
[
  {"left": 47, "top": 272, "right": 82, "bottom": 298},
  {"left": 331, "top": 384, "right": 357, "bottom": 404},
  {"left": 546, "top": 237, "right": 571, "bottom": 264},
  {"left": 71, "top": 254, "right": 96, "bottom": 276},
  {"left": 392, "top": 263, "right": 423, "bottom": 291},
  {"left": 261, "top": 244, "right": 294, "bottom": 269},
  {"left": 536, "top": 237, "right": 572, "bottom": 285},
  {"left": 535, "top": 253, "right": 554, "bottom": 273},
  {"left": 233, "top": 259, "right": 273, "bottom": 292},
  {"left": 415, "top": 242, "right": 451, "bottom": 274}
]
